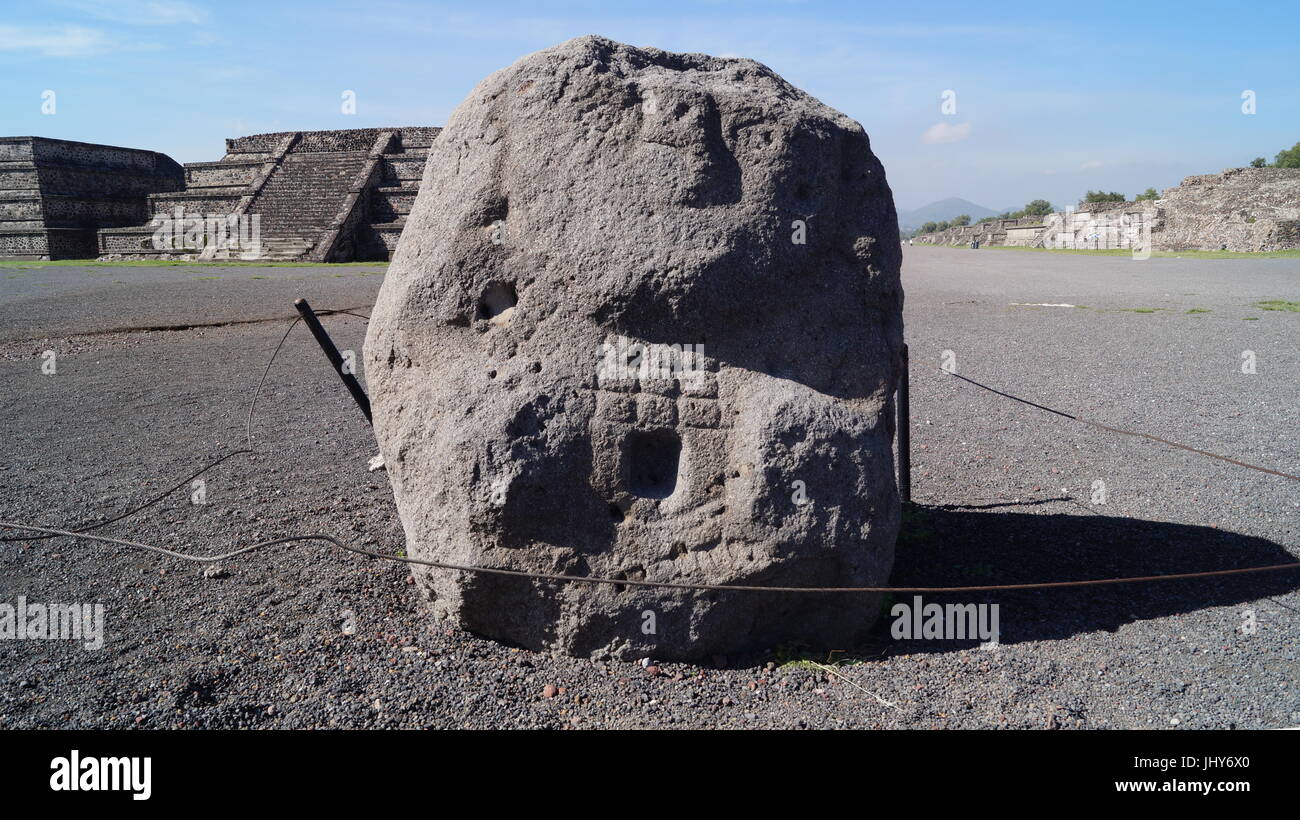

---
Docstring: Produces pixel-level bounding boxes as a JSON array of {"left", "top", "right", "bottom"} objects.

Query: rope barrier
[
  {"left": 2, "top": 521, "right": 1297, "bottom": 593},
  {"left": 942, "top": 370, "right": 1298, "bottom": 482},
  {"left": 3, "top": 310, "right": 1297, "bottom": 595}
]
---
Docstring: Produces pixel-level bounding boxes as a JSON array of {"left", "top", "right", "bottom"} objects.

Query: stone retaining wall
[
  {"left": 0, "top": 136, "right": 184, "bottom": 259},
  {"left": 226, "top": 127, "right": 437, "bottom": 155}
]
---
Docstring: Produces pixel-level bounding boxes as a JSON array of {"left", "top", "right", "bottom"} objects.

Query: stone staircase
[
  {"left": 248, "top": 150, "right": 367, "bottom": 260},
  {"left": 363, "top": 143, "right": 429, "bottom": 259},
  {"left": 97, "top": 127, "right": 438, "bottom": 262}
]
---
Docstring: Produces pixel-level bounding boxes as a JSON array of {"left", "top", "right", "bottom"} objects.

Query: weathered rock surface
[{"left": 364, "top": 35, "right": 904, "bottom": 661}]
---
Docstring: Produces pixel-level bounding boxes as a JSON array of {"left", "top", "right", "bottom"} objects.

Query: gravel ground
[{"left": 0, "top": 249, "right": 1296, "bottom": 729}]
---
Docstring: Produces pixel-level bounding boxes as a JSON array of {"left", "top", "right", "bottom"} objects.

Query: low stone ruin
[
  {"left": 365, "top": 36, "right": 904, "bottom": 661},
  {"left": 913, "top": 166, "right": 1300, "bottom": 252},
  {"left": 1154, "top": 167, "right": 1300, "bottom": 252},
  {"left": 0, "top": 137, "right": 183, "bottom": 260}
]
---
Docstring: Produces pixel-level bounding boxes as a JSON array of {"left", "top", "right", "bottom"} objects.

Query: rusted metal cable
[
  {"left": 3, "top": 306, "right": 367, "bottom": 544},
  {"left": 0, "top": 449, "right": 253, "bottom": 543},
  {"left": 3, "top": 521, "right": 1296, "bottom": 593},
  {"left": 246, "top": 306, "right": 370, "bottom": 446},
  {"left": 943, "top": 370, "right": 1299, "bottom": 482},
  {"left": 5, "top": 314, "right": 1297, "bottom": 595}
]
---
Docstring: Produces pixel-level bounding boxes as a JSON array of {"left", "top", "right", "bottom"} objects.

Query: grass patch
[
  {"left": 1243, "top": 317, "right": 1259, "bottom": 321},
  {"left": 772, "top": 643, "right": 877, "bottom": 670},
  {"left": 772, "top": 645, "right": 824, "bottom": 670},
  {"left": 923, "top": 245, "right": 1300, "bottom": 260},
  {"left": 1255, "top": 300, "right": 1300, "bottom": 312},
  {"left": 1119, "top": 307, "right": 1160, "bottom": 313},
  {"left": 986, "top": 245, "right": 1136, "bottom": 256},
  {"left": 1186, "top": 308, "right": 1211, "bottom": 314}
]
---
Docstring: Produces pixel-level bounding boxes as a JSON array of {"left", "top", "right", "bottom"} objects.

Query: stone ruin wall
[
  {"left": 912, "top": 167, "right": 1300, "bottom": 253},
  {"left": 0, "top": 137, "right": 184, "bottom": 259},
  {"left": 11, "top": 131, "right": 1295, "bottom": 260},
  {"left": 224, "top": 127, "right": 441, "bottom": 156},
  {"left": 911, "top": 215, "right": 1051, "bottom": 248},
  {"left": 1154, "top": 167, "right": 1300, "bottom": 252}
]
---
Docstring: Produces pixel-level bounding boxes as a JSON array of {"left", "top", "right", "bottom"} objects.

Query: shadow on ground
[{"left": 873, "top": 502, "right": 1300, "bottom": 652}]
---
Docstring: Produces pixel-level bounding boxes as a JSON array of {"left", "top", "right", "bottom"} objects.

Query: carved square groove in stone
[{"left": 624, "top": 429, "right": 682, "bottom": 499}]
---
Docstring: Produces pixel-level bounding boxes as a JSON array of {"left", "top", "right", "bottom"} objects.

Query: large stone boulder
[{"left": 364, "top": 35, "right": 904, "bottom": 661}]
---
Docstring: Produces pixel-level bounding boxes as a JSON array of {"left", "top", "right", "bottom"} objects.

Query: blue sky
[{"left": 3, "top": 0, "right": 1297, "bottom": 211}]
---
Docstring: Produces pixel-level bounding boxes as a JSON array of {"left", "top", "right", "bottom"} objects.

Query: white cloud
[
  {"left": 1080, "top": 159, "right": 1104, "bottom": 170},
  {"left": 56, "top": 0, "right": 210, "bottom": 26},
  {"left": 921, "top": 121, "right": 971, "bottom": 144},
  {"left": 0, "top": 25, "right": 112, "bottom": 57}
]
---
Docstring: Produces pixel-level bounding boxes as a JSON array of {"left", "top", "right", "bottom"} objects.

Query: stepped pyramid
[
  {"left": 0, "top": 137, "right": 183, "bottom": 260},
  {"left": 98, "top": 127, "right": 438, "bottom": 262}
]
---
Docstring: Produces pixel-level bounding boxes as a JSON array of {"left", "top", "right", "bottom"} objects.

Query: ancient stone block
[{"left": 365, "top": 36, "right": 904, "bottom": 661}]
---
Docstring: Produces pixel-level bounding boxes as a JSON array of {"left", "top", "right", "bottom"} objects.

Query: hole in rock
[
  {"left": 477, "top": 282, "right": 517, "bottom": 325},
  {"left": 626, "top": 429, "right": 682, "bottom": 499}
]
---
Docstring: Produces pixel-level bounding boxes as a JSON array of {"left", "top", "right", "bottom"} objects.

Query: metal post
[
  {"left": 293, "top": 297, "right": 372, "bottom": 424},
  {"left": 897, "top": 343, "right": 911, "bottom": 504}
]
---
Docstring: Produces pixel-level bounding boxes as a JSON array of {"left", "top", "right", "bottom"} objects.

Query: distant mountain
[{"left": 897, "top": 197, "right": 998, "bottom": 230}]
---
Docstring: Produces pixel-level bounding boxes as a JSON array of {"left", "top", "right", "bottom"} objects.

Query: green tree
[
  {"left": 920, "top": 221, "right": 939, "bottom": 234},
  {"left": 1274, "top": 142, "right": 1300, "bottom": 168},
  {"left": 950, "top": 214, "right": 971, "bottom": 227},
  {"left": 1022, "top": 199, "right": 1054, "bottom": 216},
  {"left": 1083, "top": 190, "right": 1126, "bottom": 204},
  {"left": 1135, "top": 187, "right": 1159, "bottom": 201},
  {"left": 1250, "top": 157, "right": 1268, "bottom": 168}
]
